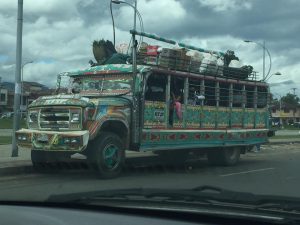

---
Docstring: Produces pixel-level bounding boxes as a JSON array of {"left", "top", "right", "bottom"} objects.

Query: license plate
[{"left": 37, "top": 134, "right": 49, "bottom": 142}]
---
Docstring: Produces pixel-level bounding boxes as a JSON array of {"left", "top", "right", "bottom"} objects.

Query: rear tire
[
  {"left": 88, "top": 132, "right": 125, "bottom": 179},
  {"left": 207, "top": 147, "right": 241, "bottom": 166}
]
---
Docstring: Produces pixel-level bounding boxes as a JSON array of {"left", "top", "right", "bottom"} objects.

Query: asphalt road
[{"left": 0, "top": 143, "right": 299, "bottom": 202}]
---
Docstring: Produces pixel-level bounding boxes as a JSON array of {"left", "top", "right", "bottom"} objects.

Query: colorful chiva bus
[
  {"left": 16, "top": 62, "right": 270, "bottom": 177},
  {"left": 16, "top": 23, "right": 270, "bottom": 177}
]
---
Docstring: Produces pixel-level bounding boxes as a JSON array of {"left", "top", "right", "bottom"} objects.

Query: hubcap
[{"left": 103, "top": 144, "right": 119, "bottom": 169}]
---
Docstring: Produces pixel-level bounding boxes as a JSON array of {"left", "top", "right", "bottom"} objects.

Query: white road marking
[
  {"left": 220, "top": 168, "right": 275, "bottom": 177},
  {"left": 286, "top": 176, "right": 299, "bottom": 180}
]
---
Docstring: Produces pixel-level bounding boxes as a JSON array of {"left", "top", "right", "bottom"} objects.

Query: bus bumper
[{"left": 16, "top": 129, "right": 89, "bottom": 152}]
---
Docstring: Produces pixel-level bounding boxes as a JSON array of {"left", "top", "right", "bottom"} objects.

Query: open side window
[
  {"left": 205, "top": 80, "right": 216, "bottom": 106},
  {"left": 145, "top": 74, "right": 167, "bottom": 102},
  {"left": 219, "top": 82, "right": 230, "bottom": 107},
  {"left": 257, "top": 86, "right": 268, "bottom": 108},
  {"left": 233, "top": 84, "right": 243, "bottom": 108}
]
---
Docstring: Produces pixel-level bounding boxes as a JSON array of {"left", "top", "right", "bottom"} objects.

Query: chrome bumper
[{"left": 16, "top": 129, "right": 89, "bottom": 151}]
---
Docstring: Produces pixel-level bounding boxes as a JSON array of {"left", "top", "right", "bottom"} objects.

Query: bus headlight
[
  {"left": 71, "top": 113, "right": 80, "bottom": 123},
  {"left": 27, "top": 110, "right": 39, "bottom": 128},
  {"left": 28, "top": 111, "right": 38, "bottom": 123}
]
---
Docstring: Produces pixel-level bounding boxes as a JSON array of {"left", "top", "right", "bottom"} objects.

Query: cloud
[
  {"left": 22, "top": 62, "right": 70, "bottom": 88},
  {"left": 269, "top": 61, "right": 300, "bottom": 96},
  {"left": 197, "top": 0, "right": 252, "bottom": 12},
  {"left": 114, "top": 0, "right": 186, "bottom": 33},
  {"left": 0, "top": 14, "right": 16, "bottom": 62},
  {"left": 23, "top": 0, "right": 93, "bottom": 21}
]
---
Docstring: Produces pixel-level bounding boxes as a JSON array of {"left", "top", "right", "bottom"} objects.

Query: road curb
[
  {"left": 267, "top": 142, "right": 300, "bottom": 145},
  {"left": 0, "top": 165, "right": 33, "bottom": 176}
]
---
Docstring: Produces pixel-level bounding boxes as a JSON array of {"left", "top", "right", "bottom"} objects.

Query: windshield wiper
[{"left": 47, "top": 185, "right": 300, "bottom": 212}]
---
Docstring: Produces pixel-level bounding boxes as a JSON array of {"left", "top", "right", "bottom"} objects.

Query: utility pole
[
  {"left": 291, "top": 88, "right": 297, "bottom": 124},
  {"left": 131, "top": 0, "right": 139, "bottom": 145},
  {"left": 274, "top": 94, "right": 283, "bottom": 127},
  {"left": 262, "top": 40, "right": 265, "bottom": 80},
  {"left": 111, "top": 0, "right": 140, "bottom": 147},
  {"left": 11, "top": 0, "right": 23, "bottom": 157}
]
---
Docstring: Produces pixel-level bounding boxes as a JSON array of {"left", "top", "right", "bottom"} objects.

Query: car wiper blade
[
  {"left": 47, "top": 185, "right": 234, "bottom": 202},
  {"left": 192, "top": 186, "right": 300, "bottom": 212},
  {"left": 47, "top": 185, "right": 300, "bottom": 212}
]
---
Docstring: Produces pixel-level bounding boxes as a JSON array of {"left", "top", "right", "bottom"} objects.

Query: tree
[
  {"left": 270, "top": 93, "right": 280, "bottom": 108},
  {"left": 281, "top": 93, "right": 300, "bottom": 109}
]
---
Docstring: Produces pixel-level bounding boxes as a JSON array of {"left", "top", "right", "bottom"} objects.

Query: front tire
[
  {"left": 88, "top": 132, "right": 125, "bottom": 178},
  {"left": 207, "top": 147, "right": 241, "bottom": 166}
]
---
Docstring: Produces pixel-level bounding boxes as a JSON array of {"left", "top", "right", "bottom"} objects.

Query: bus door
[{"left": 143, "top": 73, "right": 167, "bottom": 129}]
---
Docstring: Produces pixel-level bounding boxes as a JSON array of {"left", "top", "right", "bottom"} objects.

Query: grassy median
[
  {"left": 0, "top": 136, "right": 12, "bottom": 145},
  {"left": 0, "top": 118, "right": 26, "bottom": 129},
  {"left": 269, "top": 135, "right": 300, "bottom": 140}
]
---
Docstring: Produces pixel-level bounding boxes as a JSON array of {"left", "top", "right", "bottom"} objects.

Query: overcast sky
[{"left": 0, "top": 0, "right": 299, "bottom": 96}]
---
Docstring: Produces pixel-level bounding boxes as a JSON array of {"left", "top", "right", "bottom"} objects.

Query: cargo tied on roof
[{"left": 90, "top": 30, "right": 257, "bottom": 81}]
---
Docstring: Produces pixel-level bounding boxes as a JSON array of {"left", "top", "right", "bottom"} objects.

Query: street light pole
[
  {"left": 263, "top": 40, "right": 265, "bottom": 80},
  {"left": 133, "top": 0, "right": 137, "bottom": 74},
  {"left": 12, "top": 0, "right": 23, "bottom": 157},
  {"left": 111, "top": 0, "right": 140, "bottom": 145},
  {"left": 129, "top": 0, "right": 139, "bottom": 145},
  {"left": 273, "top": 93, "right": 282, "bottom": 127},
  {"left": 265, "top": 72, "right": 282, "bottom": 82},
  {"left": 279, "top": 96, "right": 282, "bottom": 127},
  {"left": 278, "top": 94, "right": 282, "bottom": 127}
]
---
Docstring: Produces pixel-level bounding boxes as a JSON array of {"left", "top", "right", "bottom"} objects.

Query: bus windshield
[{"left": 72, "top": 74, "right": 133, "bottom": 96}]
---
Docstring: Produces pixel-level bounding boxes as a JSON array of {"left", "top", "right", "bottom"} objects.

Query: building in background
[
  {"left": 271, "top": 106, "right": 300, "bottom": 126},
  {"left": 0, "top": 77, "right": 9, "bottom": 113},
  {"left": 0, "top": 80, "right": 51, "bottom": 113}
]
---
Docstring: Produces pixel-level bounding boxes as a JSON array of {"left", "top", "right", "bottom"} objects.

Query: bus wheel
[
  {"left": 90, "top": 132, "right": 125, "bottom": 179},
  {"left": 207, "top": 147, "right": 241, "bottom": 166}
]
